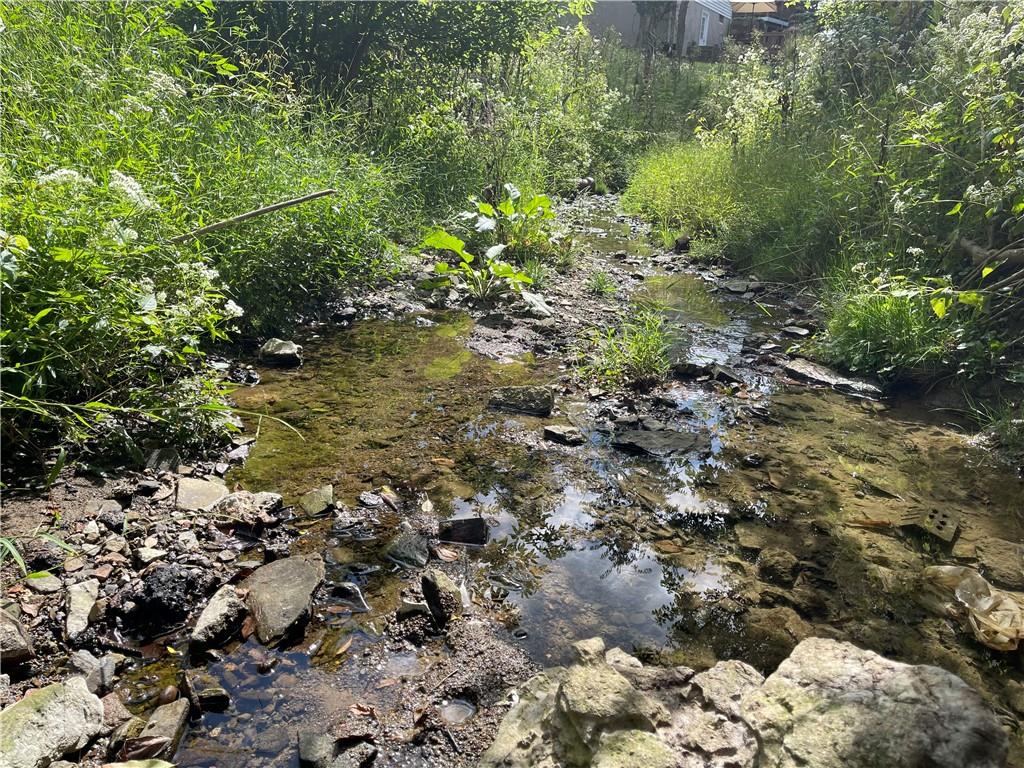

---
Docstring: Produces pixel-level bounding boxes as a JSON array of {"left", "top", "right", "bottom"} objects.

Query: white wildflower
[
  {"left": 37, "top": 168, "right": 94, "bottom": 190},
  {"left": 102, "top": 219, "right": 139, "bottom": 246},
  {"left": 223, "top": 299, "right": 244, "bottom": 318},
  {"left": 905, "top": 246, "right": 925, "bottom": 258},
  {"left": 145, "top": 70, "right": 187, "bottom": 100},
  {"left": 109, "top": 170, "right": 157, "bottom": 211}
]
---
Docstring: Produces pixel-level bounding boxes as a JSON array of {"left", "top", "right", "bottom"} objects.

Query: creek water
[{"left": 115, "top": 199, "right": 1024, "bottom": 765}]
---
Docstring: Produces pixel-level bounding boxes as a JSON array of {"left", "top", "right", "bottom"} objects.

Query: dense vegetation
[
  {"left": 2, "top": 0, "right": 1021, "bottom": 469},
  {"left": 624, "top": 1, "right": 1024, "bottom": 389}
]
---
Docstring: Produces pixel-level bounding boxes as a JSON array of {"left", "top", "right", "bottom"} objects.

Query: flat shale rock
[{"left": 244, "top": 554, "right": 324, "bottom": 646}]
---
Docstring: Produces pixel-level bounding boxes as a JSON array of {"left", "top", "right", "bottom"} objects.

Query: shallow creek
[{"left": 116, "top": 201, "right": 1024, "bottom": 765}]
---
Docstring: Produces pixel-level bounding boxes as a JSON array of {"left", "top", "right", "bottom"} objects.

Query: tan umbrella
[{"left": 731, "top": 1, "right": 777, "bottom": 14}]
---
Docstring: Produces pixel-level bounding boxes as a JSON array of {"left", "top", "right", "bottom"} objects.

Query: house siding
[{"left": 586, "top": 1, "right": 731, "bottom": 53}]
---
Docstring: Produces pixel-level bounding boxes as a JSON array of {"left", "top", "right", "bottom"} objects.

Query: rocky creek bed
[{"left": 1, "top": 195, "right": 1022, "bottom": 768}]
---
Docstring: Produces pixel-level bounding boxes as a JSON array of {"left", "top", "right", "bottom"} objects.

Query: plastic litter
[{"left": 920, "top": 565, "right": 1024, "bottom": 651}]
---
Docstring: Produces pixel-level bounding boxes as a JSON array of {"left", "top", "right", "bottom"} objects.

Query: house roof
[{"left": 696, "top": 0, "right": 733, "bottom": 20}]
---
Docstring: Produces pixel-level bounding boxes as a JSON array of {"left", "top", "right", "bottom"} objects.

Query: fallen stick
[{"left": 168, "top": 188, "right": 338, "bottom": 245}]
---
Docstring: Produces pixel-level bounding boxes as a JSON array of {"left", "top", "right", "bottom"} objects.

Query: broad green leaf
[
  {"left": 981, "top": 266, "right": 995, "bottom": 279},
  {"left": 28, "top": 308, "right": 53, "bottom": 327},
  {"left": 422, "top": 229, "right": 466, "bottom": 256},
  {"left": 957, "top": 291, "right": 984, "bottom": 308},
  {"left": 476, "top": 202, "right": 496, "bottom": 216},
  {"left": 946, "top": 202, "right": 962, "bottom": 216},
  {"left": 930, "top": 296, "right": 948, "bottom": 318}
]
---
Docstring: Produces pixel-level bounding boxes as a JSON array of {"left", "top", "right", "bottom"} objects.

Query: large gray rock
[
  {"left": 0, "top": 608, "right": 33, "bottom": 665},
  {"left": 176, "top": 477, "right": 228, "bottom": 511},
  {"left": 783, "top": 358, "right": 882, "bottom": 398},
  {"left": 740, "top": 637, "right": 1007, "bottom": 768},
  {"left": 611, "top": 429, "right": 708, "bottom": 457},
  {"left": 66, "top": 578, "right": 99, "bottom": 641},
  {"left": 0, "top": 677, "right": 104, "bottom": 768},
  {"left": 488, "top": 385, "right": 554, "bottom": 417},
  {"left": 244, "top": 555, "right": 324, "bottom": 646},
  {"left": 190, "top": 583, "right": 246, "bottom": 650},
  {"left": 259, "top": 338, "right": 303, "bottom": 366}
]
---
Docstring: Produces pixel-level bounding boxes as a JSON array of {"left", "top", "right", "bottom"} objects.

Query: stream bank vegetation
[{"left": 624, "top": 1, "right": 1024, "bottom": 403}]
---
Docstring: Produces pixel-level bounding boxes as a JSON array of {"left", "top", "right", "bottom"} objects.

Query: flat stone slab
[
  {"left": 784, "top": 358, "right": 882, "bottom": 398},
  {"left": 488, "top": 386, "right": 554, "bottom": 417},
  {"left": 244, "top": 555, "right": 324, "bottom": 646},
  {"left": 176, "top": 477, "right": 228, "bottom": 511},
  {"left": 612, "top": 428, "right": 709, "bottom": 457}
]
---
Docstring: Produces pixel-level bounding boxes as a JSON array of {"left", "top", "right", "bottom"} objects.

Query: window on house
[{"left": 699, "top": 10, "right": 710, "bottom": 45}]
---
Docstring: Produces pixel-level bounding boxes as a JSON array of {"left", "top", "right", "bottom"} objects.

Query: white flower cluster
[
  {"left": 36, "top": 168, "right": 95, "bottom": 190},
  {"left": 145, "top": 70, "right": 187, "bottom": 100},
  {"left": 109, "top": 170, "right": 157, "bottom": 211},
  {"left": 222, "top": 299, "right": 245, "bottom": 318},
  {"left": 102, "top": 219, "right": 139, "bottom": 246}
]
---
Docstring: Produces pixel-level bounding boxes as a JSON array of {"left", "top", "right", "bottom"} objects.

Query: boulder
[
  {"left": 0, "top": 608, "right": 33, "bottom": 665},
  {"left": 176, "top": 477, "right": 228, "bottom": 511},
  {"left": 488, "top": 386, "right": 554, "bottom": 417},
  {"left": 137, "top": 698, "right": 189, "bottom": 760},
  {"left": 259, "top": 337, "right": 303, "bottom": 366},
  {"left": 421, "top": 569, "right": 462, "bottom": 627},
  {"left": 244, "top": 555, "right": 324, "bottom": 646},
  {"left": 66, "top": 578, "right": 100, "bottom": 641},
  {"left": 0, "top": 677, "right": 103, "bottom": 768},
  {"left": 557, "top": 663, "right": 667, "bottom": 750},
  {"left": 190, "top": 583, "right": 246, "bottom": 650},
  {"left": 740, "top": 637, "right": 1007, "bottom": 768},
  {"left": 757, "top": 548, "right": 799, "bottom": 586},
  {"left": 591, "top": 730, "right": 675, "bottom": 768}
]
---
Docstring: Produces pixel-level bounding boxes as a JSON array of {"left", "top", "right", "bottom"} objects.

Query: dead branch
[
  {"left": 959, "top": 237, "right": 1024, "bottom": 267},
  {"left": 168, "top": 189, "right": 338, "bottom": 245}
]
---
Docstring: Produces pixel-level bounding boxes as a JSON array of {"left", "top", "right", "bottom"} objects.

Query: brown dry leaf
[
  {"left": 376, "top": 677, "right": 400, "bottom": 689},
  {"left": 435, "top": 546, "right": 459, "bottom": 562},
  {"left": 430, "top": 457, "right": 455, "bottom": 468},
  {"left": 327, "top": 605, "right": 353, "bottom": 615},
  {"left": 20, "top": 601, "right": 39, "bottom": 617},
  {"left": 350, "top": 702, "right": 377, "bottom": 719},
  {"left": 333, "top": 637, "right": 354, "bottom": 657},
  {"left": 240, "top": 615, "right": 256, "bottom": 640}
]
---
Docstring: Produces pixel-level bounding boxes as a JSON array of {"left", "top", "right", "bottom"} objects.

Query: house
[
  {"left": 730, "top": 1, "right": 796, "bottom": 48},
  {"left": 586, "top": 1, "right": 733, "bottom": 60}
]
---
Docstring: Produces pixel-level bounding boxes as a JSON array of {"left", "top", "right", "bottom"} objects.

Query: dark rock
[
  {"left": 259, "top": 338, "right": 303, "bottom": 366},
  {"left": 85, "top": 499, "right": 125, "bottom": 531},
  {"left": 673, "top": 234, "right": 691, "bottom": 254},
  {"left": 422, "top": 569, "right": 462, "bottom": 628},
  {"left": 0, "top": 608, "right": 34, "bottom": 664},
  {"left": 384, "top": 532, "right": 430, "bottom": 568},
  {"left": 710, "top": 365, "right": 744, "bottom": 385},
  {"left": 488, "top": 386, "right": 554, "bottom": 417},
  {"left": 543, "top": 424, "right": 586, "bottom": 446},
  {"left": 612, "top": 429, "right": 709, "bottom": 457},
  {"left": 244, "top": 555, "right": 325, "bottom": 646},
  {"left": 184, "top": 669, "right": 230, "bottom": 713},
  {"left": 23, "top": 538, "right": 64, "bottom": 571},
  {"left": 439, "top": 517, "right": 488, "bottom": 545},
  {"left": 134, "top": 564, "right": 215, "bottom": 629},
  {"left": 135, "top": 479, "right": 162, "bottom": 496},
  {"left": 145, "top": 447, "right": 180, "bottom": 472}
]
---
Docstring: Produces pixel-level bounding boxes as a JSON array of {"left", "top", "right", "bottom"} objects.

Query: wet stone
[
  {"left": 384, "top": 531, "right": 430, "bottom": 568},
  {"left": 543, "top": 423, "right": 586, "bottom": 445},
  {"left": 135, "top": 564, "right": 215, "bottom": 628},
  {"left": 757, "top": 548, "right": 799, "bottom": 586},
  {"left": 184, "top": 669, "right": 231, "bottom": 712},
  {"left": 138, "top": 698, "right": 190, "bottom": 760},
  {"left": 782, "top": 325, "right": 811, "bottom": 338},
  {"left": 488, "top": 385, "right": 554, "bottom": 417},
  {"left": 244, "top": 554, "right": 325, "bottom": 646},
  {"left": 611, "top": 428, "right": 708, "bottom": 457},
  {"left": 784, "top": 358, "right": 882, "bottom": 398},
  {"left": 331, "top": 581, "right": 370, "bottom": 613},
  {"left": 422, "top": 569, "right": 462, "bottom": 627}
]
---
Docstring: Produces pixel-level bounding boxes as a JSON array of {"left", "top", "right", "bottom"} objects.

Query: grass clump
[
  {"left": 587, "top": 271, "right": 617, "bottom": 295},
  {"left": 581, "top": 307, "right": 671, "bottom": 390}
]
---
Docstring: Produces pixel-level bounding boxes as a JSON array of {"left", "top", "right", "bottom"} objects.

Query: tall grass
[{"left": 1, "top": 3, "right": 407, "bottom": 455}]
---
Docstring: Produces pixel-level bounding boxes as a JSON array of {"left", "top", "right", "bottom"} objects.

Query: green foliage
[
  {"left": 587, "top": 270, "right": 617, "bottom": 295},
  {"left": 455, "top": 184, "right": 571, "bottom": 267},
  {"left": 581, "top": 307, "right": 671, "bottom": 389},
  {"left": 420, "top": 230, "right": 532, "bottom": 305}
]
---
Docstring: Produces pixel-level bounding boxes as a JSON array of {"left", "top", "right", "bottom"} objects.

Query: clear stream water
[{"left": 114, "top": 200, "right": 1024, "bottom": 766}]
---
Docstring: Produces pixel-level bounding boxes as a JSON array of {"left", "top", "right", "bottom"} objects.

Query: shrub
[{"left": 581, "top": 307, "right": 671, "bottom": 389}]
